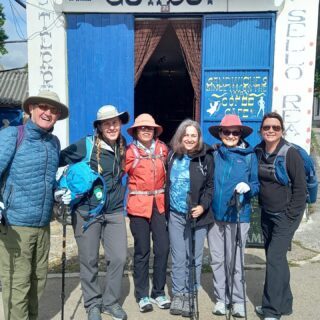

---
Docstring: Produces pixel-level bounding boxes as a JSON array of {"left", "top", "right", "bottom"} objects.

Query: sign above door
[{"left": 61, "top": 0, "right": 284, "bottom": 14}]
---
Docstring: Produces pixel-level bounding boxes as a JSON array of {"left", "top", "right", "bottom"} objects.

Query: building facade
[{"left": 26, "top": 0, "right": 319, "bottom": 150}]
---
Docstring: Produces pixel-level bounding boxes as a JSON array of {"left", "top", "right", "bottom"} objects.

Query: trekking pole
[
  {"left": 187, "top": 193, "right": 199, "bottom": 320},
  {"left": 228, "top": 192, "right": 247, "bottom": 320},
  {"left": 61, "top": 202, "right": 72, "bottom": 320}
]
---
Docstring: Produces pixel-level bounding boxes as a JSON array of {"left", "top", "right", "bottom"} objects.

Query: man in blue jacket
[{"left": 0, "top": 91, "right": 69, "bottom": 320}]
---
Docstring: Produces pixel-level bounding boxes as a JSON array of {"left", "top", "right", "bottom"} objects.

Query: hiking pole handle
[{"left": 235, "top": 192, "right": 244, "bottom": 213}]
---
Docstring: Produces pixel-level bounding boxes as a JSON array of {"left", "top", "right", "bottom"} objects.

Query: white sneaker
[
  {"left": 138, "top": 297, "right": 153, "bottom": 313},
  {"left": 150, "top": 295, "right": 171, "bottom": 309},
  {"left": 232, "top": 303, "right": 245, "bottom": 318},
  {"left": 213, "top": 301, "right": 226, "bottom": 315},
  {"left": 255, "top": 305, "right": 264, "bottom": 316}
]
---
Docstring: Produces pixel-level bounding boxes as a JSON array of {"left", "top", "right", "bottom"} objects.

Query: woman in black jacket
[
  {"left": 255, "top": 112, "right": 307, "bottom": 320},
  {"left": 166, "top": 119, "right": 214, "bottom": 317}
]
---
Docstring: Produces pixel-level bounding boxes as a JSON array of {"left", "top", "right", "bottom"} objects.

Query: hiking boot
[
  {"left": 256, "top": 305, "right": 292, "bottom": 317},
  {"left": 170, "top": 293, "right": 184, "bottom": 315},
  {"left": 232, "top": 303, "right": 245, "bottom": 318},
  {"left": 138, "top": 297, "right": 153, "bottom": 313},
  {"left": 181, "top": 294, "right": 194, "bottom": 318},
  {"left": 150, "top": 295, "right": 171, "bottom": 309},
  {"left": 103, "top": 303, "right": 127, "bottom": 320},
  {"left": 88, "top": 306, "right": 102, "bottom": 320},
  {"left": 213, "top": 301, "right": 227, "bottom": 315}
]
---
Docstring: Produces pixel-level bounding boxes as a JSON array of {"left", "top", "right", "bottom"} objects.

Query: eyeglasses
[
  {"left": 221, "top": 129, "right": 241, "bottom": 137},
  {"left": 261, "top": 125, "right": 282, "bottom": 132},
  {"left": 38, "top": 104, "right": 61, "bottom": 115},
  {"left": 138, "top": 126, "right": 154, "bottom": 132}
]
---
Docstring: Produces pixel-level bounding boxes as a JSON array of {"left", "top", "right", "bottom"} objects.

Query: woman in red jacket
[{"left": 125, "top": 113, "right": 170, "bottom": 313}]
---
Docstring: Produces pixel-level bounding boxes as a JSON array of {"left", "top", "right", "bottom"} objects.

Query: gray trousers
[
  {"left": 208, "top": 221, "right": 249, "bottom": 304},
  {"left": 168, "top": 211, "right": 208, "bottom": 295},
  {"left": 73, "top": 211, "right": 127, "bottom": 311}
]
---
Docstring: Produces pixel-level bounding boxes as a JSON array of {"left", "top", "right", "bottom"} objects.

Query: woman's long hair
[{"left": 170, "top": 119, "right": 203, "bottom": 155}]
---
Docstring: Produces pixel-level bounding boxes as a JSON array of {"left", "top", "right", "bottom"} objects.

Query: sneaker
[
  {"left": 213, "top": 301, "right": 227, "bottom": 315},
  {"left": 255, "top": 306, "right": 264, "bottom": 316},
  {"left": 264, "top": 318, "right": 279, "bottom": 320},
  {"left": 150, "top": 295, "right": 171, "bottom": 309},
  {"left": 170, "top": 293, "right": 184, "bottom": 315},
  {"left": 88, "top": 306, "right": 102, "bottom": 320},
  {"left": 103, "top": 303, "right": 127, "bottom": 320},
  {"left": 181, "top": 294, "right": 194, "bottom": 318},
  {"left": 232, "top": 303, "right": 245, "bottom": 318},
  {"left": 138, "top": 297, "right": 153, "bottom": 313}
]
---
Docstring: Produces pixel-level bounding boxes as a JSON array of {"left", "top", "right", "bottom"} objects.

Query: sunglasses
[
  {"left": 138, "top": 126, "right": 154, "bottom": 131},
  {"left": 38, "top": 104, "right": 61, "bottom": 115},
  {"left": 220, "top": 129, "right": 241, "bottom": 137},
  {"left": 261, "top": 125, "right": 282, "bottom": 132}
]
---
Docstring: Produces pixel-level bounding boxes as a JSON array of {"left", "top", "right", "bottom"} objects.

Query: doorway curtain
[
  {"left": 134, "top": 20, "right": 169, "bottom": 86},
  {"left": 171, "top": 20, "right": 202, "bottom": 122}
]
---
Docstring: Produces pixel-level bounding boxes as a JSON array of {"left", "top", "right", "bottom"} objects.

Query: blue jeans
[{"left": 168, "top": 211, "right": 208, "bottom": 295}]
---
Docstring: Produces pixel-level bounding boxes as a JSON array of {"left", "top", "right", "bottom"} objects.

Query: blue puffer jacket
[
  {"left": 0, "top": 120, "right": 60, "bottom": 227},
  {"left": 212, "top": 143, "right": 259, "bottom": 223}
]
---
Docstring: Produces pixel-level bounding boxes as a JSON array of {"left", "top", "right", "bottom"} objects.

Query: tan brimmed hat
[
  {"left": 22, "top": 90, "right": 69, "bottom": 120},
  {"left": 208, "top": 114, "right": 253, "bottom": 139},
  {"left": 93, "top": 105, "right": 129, "bottom": 128},
  {"left": 127, "top": 113, "right": 163, "bottom": 137}
]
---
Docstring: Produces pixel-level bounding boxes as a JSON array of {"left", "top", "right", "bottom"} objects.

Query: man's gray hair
[{"left": 170, "top": 119, "right": 203, "bottom": 155}]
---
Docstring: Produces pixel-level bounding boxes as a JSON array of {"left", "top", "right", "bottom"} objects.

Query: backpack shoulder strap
[
  {"left": 16, "top": 125, "right": 25, "bottom": 149},
  {"left": 84, "top": 136, "right": 95, "bottom": 163},
  {"left": 129, "top": 144, "right": 141, "bottom": 169}
]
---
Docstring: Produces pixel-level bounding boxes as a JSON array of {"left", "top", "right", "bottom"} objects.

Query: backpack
[
  {"left": 256, "top": 142, "right": 318, "bottom": 204},
  {"left": 57, "top": 136, "right": 107, "bottom": 230}
]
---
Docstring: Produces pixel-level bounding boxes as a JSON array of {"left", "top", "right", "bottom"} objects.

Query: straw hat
[
  {"left": 22, "top": 91, "right": 69, "bottom": 120},
  {"left": 93, "top": 105, "right": 129, "bottom": 128},
  {"left": 127, "top": 113, "right": 163, "bottom": 137},
  {"left": 208, "top": 115, "right": 253, "bottom": 139}
]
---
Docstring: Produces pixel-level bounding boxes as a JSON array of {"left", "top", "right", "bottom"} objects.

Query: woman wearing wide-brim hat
[
  {"left": 125, "top": 113, "right": 171, "bottom": 313},
  {"left": 59, "top": 105, "right": 129, "bottom": 320},
  {"left": 207, "top": 114, "right": 259, "bottom": 318}
]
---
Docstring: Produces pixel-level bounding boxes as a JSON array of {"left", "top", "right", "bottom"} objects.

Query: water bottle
[{"left": 94, "top": 186, "right": 103, "bottom": 200}]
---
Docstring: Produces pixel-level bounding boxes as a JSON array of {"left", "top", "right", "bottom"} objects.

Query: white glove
[
  {"left": 235, "top": 182, "right": 250, "bottom": 194},
  {"left": 61, "top": 189, "right": 72, "bottom": 205},
  {"left": 54, "top": 189, "right": 72, "bottom": 205}
]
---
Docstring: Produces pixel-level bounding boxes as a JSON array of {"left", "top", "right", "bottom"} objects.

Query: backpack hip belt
[{"left": 129, "top": 188, "right": 165, "bottom": 196}]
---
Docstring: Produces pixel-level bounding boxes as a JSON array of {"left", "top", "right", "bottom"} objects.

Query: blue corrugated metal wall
[
  {"left": 201, "top": 13, "right": 275, "bottom": 146},
  {"left": 66, "top": 14, "right": 134, "bottom": 143}
]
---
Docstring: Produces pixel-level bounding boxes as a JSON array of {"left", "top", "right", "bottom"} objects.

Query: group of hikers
[{"left": 0, "top": 90, "right": 307, "bottom": 320}]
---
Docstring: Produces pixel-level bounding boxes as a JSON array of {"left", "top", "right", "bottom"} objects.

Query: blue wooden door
[
  {"left": 201, "top": 13, "right": 276, "bottom": 146},
  {"left": 66, "top": 14, "right": 134, "bottom": 143}
]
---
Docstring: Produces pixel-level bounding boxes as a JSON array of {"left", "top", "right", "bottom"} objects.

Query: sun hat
[
  {"left": 208, "top": 114, "right": 253, "bottom": 139},
  {"left": 22, "top": 90, "right": 69, "bottom": 120},
  {"left": 127, "top": 113, "right": 163, "bottom": 137},
  {"left": 93, "top": 105, "right": 129, "bottom": 128}
]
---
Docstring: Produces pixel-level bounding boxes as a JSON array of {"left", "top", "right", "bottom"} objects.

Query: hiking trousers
[
  {"left": 129, "top": 205, "right": 169, "bottom": 301},
  {"left": 0, "top": 225, "right": 50, "bottom": 320},
  {"left": 261, "top": 210, "right": 303, "bottom": 319},
  {"left": 208, "top": 221, "right": 249, "bottom": 305},
  {"left": 73, "top": 211, "right": 127, "bottom": 311},
  {"left": 168, "top": 211, "right": 208, "bottom": 294}
]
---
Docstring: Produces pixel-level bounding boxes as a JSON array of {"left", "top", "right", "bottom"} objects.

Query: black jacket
[
  {"left": 59, "top": 135, "right": 126, "bottom": 214},
  {"left": 255, "top": 138, "right": 307, "bottom": 220},
  {"left": 165, "top": 143, "right": 214, "bottom": 227}
]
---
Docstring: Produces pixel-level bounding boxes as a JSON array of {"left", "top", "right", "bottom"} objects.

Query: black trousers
[
  {"left": 129, "top": 204, "right": 170, "bottom": 301},
  {"left": 261, "top": 210, "right": 303, "bottom": 319}
]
